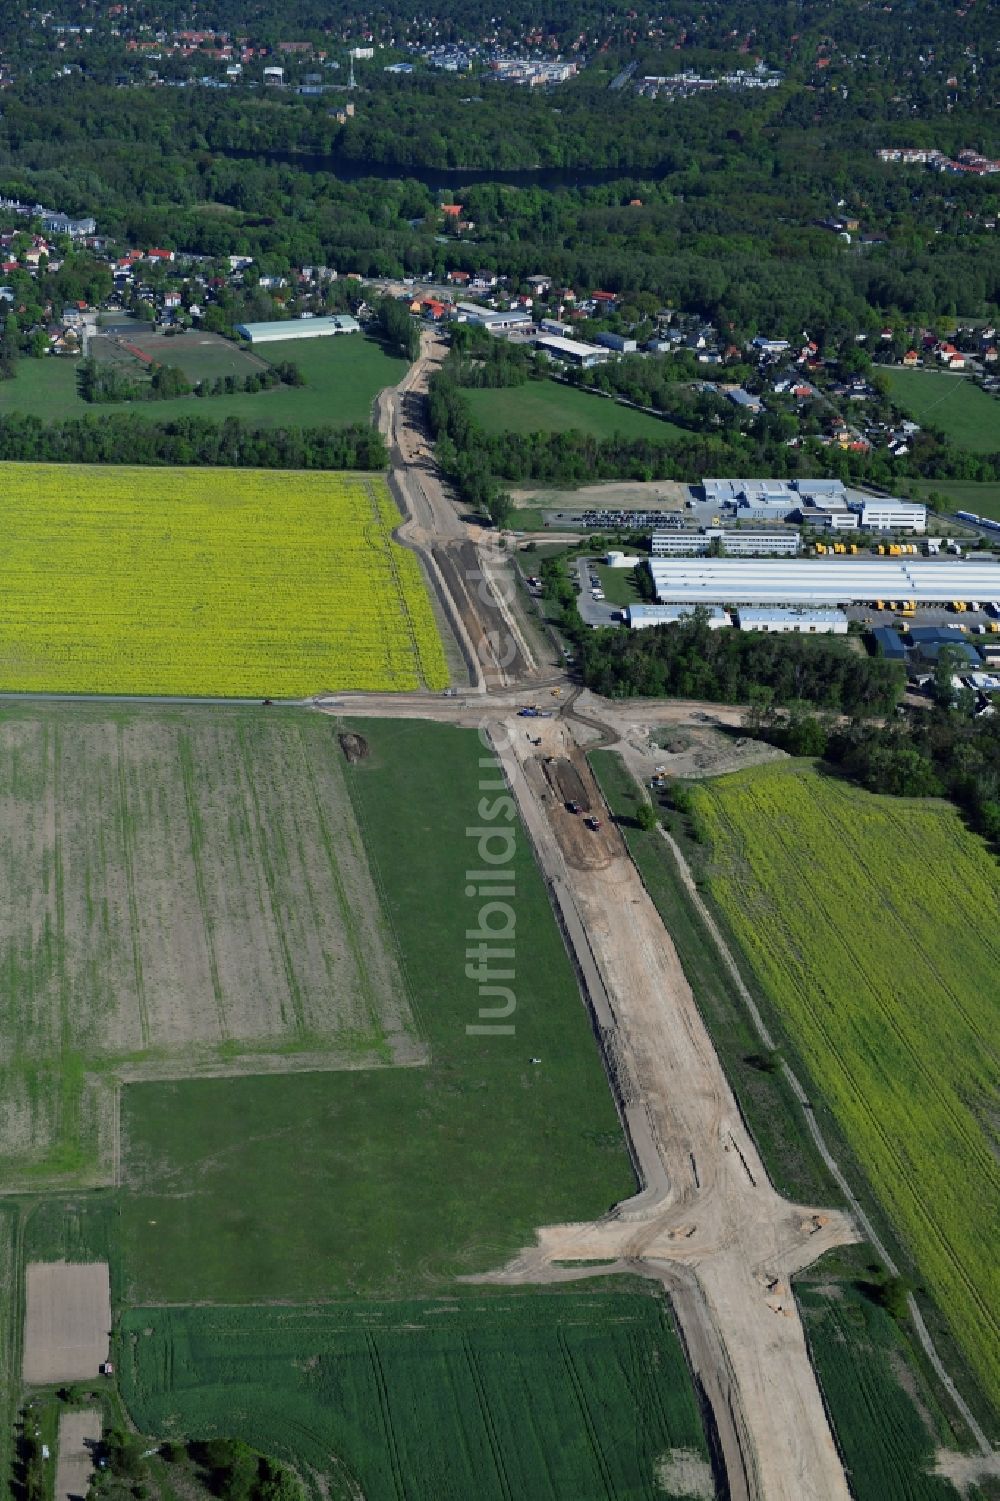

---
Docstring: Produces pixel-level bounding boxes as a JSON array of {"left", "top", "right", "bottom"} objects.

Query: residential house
[{"left": 902, "top": 349, "right": 920, "bottom": 366}]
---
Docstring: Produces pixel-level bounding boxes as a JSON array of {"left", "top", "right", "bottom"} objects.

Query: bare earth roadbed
[{"left": 22, "top": 1262, "right": 110, "bottom": 1384}]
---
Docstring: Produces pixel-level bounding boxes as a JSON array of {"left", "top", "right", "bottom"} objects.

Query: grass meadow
[
  {"left": 884, "top": 368, "right": 1000, "bottom": 452},
  {"left": 0, "top": 464, "right": 446, "bottom": 695},
  {"left": 691, "top": 763, "right": 1000, "bottom": 1413},
  {"left": 117, "top": 1287, "right": 712, "bottom": 1501},
  {"left": 0, "top": 335, "right": 406, "bottom": 429},
  {"left": 118, "top": 720, "right": 635, "bottom": 1303},
  {"left": 909, "top": 479, "right": 1000, "bottom": 522},
  {"left": 464, "top": 380, "right": 684, "bottom": 441}
]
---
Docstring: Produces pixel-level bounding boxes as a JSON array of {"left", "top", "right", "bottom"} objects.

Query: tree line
[
  {"left": 0, "top": 411, "right": 386, "bottom": 468},
  {"left": 77, "top": 356, "right": 304, "bottom": 404}
]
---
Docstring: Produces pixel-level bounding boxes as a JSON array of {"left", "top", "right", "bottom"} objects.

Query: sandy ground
[
  {"left": 623, "top": 720, "right": 788, "bottom": 782},
  {"left": 23, "top": 1262, "right": 110, "bottom": 1384},
  {"left": 933, "top": 1448, "right": 1000, "bottom": 1496},
  {"left": 54, "top": 1410, "right": 102, "bottom": 1501},
  {"left": 512, "top": 480, "right": 691, "bottom": 510},
  {"left": 474, "top": 712, "right": 857, "bottom": 1501}
]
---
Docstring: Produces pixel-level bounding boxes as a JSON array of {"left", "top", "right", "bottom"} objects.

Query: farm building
[
  {"left": 736, "top": 607, "right": 849, "bottom": 634},
  {"left": 234, "top": 315, "right": 360, "bottom": 344},
  {"left": 648, "top": 557, "right": 1000, "bottom": 607},
  {"left": 625, "top": 604, "right": 731, "bottom": 630}
]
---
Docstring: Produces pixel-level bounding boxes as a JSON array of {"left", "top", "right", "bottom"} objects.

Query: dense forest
[
  {"left": 0, "top": 411, "right": 385, "bottom": 468},
  {"left": 556, "top": 590, "right": 905, "bottom": 712},
  {"left": 0, "top": 49, "right": 998, "bottom": 332}
]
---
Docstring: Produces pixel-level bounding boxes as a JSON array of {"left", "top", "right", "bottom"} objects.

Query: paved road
[{"left": 574, "top": 557, "right": 622, "bottom": 627}]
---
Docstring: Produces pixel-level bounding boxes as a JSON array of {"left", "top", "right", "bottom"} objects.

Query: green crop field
[
  {"left": 0, "top": 704, "right": 419, "bottom": 1187},
  {"left": 0, "top": 336, "right": 406, "bottom": 429},
  {"left": 118, "top": 1288, "right": 712, "bottom": 1501},
  {"left": 0, "top": 463, "right": 446, "bottom": 695},
  {"left": 884, "top": 368, "right": 1000, "bottom": 452},
  {"left": 118, "top": 720, "right": 635, "bottom": 1303},
  {"left": 798, "top": 1277, "right": 960, "bottom": 1501},
  {"left": 464, "top": 380, "right": 684, "bottom": 441},
  {"left": 691, "top": 763, "right": 1000, "bottom": 1410}
]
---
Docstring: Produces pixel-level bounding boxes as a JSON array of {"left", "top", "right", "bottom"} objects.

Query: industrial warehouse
[
  {"left": 647, "top": 558, "right": 1000, "bottom": 608},
  {"left": 234, "top": 314, "right": 360, "bottom": 343}
]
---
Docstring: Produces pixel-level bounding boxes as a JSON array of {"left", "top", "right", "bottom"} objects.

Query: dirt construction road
[
  {"left": 474, "top": 713, "right": 856, "bottom": 1501},
  {"left": 376, "top": 331, "right": 537, "bottom": 691}
]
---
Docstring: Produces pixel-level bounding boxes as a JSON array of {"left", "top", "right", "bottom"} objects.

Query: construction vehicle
[
  {"left": 900, "top": 599, "right": 916, "bottom": 616},
  {"left": 815, "top": 543, "right": 827, "bottom": 555},
  {"left": 888, "top": 544, "right": 901, "bottom": 556},
  {"left": 875, "top": 599, "right": 886, "bottom": 611},
  {"left": 951, "top": 600, "right": 966, "bottom": 613},
  {"left": 849, "top": 543, "right": 858, "bottom": 554}
]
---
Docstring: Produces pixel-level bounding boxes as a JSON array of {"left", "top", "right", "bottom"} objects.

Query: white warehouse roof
[
  {"left": 737, "top": 607, "right": 849, "bottom": 632},
  {"left": 649, "top": 558, "right": 1000, "bottom": 606},
  {"left": 235, "top": 315, "right": 360, "bottom": 342},
  {"left": 626, "top": 604, "right": 731, "bottom": 629}
]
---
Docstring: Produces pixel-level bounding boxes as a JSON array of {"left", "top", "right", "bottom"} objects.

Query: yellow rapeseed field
[
  {"left": 694, "top": 763, "right": 1000, "bottom": 1410},
  {"left": 0, "top": 463, "right": 448, "bottom": 695}
]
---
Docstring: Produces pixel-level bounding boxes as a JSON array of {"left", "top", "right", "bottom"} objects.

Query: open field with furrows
[
  {"left": 0, "top": 464, "right": 446, "bottom": 695},
  {"left": 118, "top": 1288, "right": 713, "bottom": 1501},
  {"left": 690, "top": 763, "right": 1000, "bottom": 1412},
  {"left": 884, "top": 368, "right": 1000, "bottom": 452},
  {"left": 0, "top": 335, "right": 407, "bottom": 428},
  {"left": 464, "top": 379, "right": 685, "bottom": 441},
  {"left": 0, "top": 705, "right": 418, "bottom": 1187},
  {"left": 797, "top": 1273, "right": 962, "bottom": 1501},
  {"left": 119, "top": 720, "right": 635, "bottom": 1303}
]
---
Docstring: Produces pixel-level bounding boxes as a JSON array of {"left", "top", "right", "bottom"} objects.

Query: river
[{"left": 221, "top": 145, "right": 671, "bottom": 191}]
